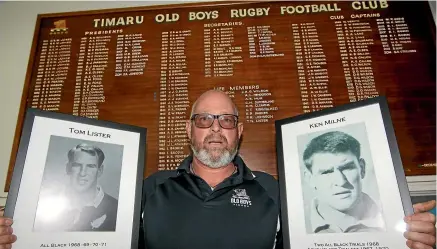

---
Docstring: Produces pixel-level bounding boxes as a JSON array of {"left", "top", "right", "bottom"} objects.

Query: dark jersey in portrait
[
  {"left": 33, "top": 188, "right": 118, "bottom": 232},
  {"left": 67, "top": 192, "right": 118, "bottom": 231}
]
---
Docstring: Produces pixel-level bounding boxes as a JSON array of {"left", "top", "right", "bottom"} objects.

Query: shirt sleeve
[{"left": 138, "top": 179, "right": 148, "bottom": 249}]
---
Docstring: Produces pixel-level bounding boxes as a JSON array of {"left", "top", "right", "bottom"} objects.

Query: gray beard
[{"left": 190, "top": 142, "right": 239, "bottom": 169}]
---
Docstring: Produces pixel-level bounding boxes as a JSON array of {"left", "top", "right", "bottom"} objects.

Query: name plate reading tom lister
[{"left": 69, "top": 128, "right": 112, "bottom": 138}]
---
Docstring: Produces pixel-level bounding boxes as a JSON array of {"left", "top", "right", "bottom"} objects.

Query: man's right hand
[{"left": 0, "top": 217, "right": 16, "bottom": 249}]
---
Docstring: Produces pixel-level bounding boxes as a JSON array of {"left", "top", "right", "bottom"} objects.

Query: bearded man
[{"left": 139, "top": 89, "right": 282, "bottom": 249}]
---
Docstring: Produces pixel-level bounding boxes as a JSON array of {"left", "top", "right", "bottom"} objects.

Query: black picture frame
[
  {"left": 275, "top": 96, "right": 413, "bottom": 249},
  {"left": 5, "top": 108, "right": 146, "bottom": 249}
]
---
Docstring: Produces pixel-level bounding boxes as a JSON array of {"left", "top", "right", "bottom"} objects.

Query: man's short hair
[
  {"left": 68, "top": 143, "right": 105, "bottom": 167},
  {"left": 303, "top": 131, "right": 361, "bottom": 172}
]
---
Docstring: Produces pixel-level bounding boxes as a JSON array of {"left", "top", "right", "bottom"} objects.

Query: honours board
[{"left": 7, "top": 0, "right": 436, "bottom": 191}]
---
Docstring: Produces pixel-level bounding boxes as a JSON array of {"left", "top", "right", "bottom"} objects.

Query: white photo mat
[{"left": 6, "top": 109, "right": 145, "bottom": 249}]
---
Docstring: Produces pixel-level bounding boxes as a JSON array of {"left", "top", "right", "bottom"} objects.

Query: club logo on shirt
[{"left": 231, "top": 189, "right": 252, "bottom": 208}]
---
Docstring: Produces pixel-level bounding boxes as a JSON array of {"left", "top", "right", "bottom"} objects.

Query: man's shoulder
[
  {"left": 102, "top": 192, "right": 118, "bottom": 204},
  {"left": 143, "top": 170, "right": 178, "bottom": 184},
  {"left": 252, "top": 171, "right": 278, "bottom": 186},
  {"left": 100, "top": 192, "right": 119, "bottom": 213},
  {"left": 142, "top": 170, "right": 178, "bottom": 195},
  {"left": 252, "top": 171, "right": 279, "bottom": 204}
]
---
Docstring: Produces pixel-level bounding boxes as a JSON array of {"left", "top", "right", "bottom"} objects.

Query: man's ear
[
  {"left": 237, "top": 122, "right": 243, "bottom": 139},
  {"left": 186, "top": 120, "right": 192, "bottom": 140},
  {"left": 303, "top": 168, "right": 315, "bottom": 190},
  {"left": 359, "top": 158, "right": 366, "bottom": 179},
  {"left": 98, "top": 164, "right": 104, "bottom": 177}
]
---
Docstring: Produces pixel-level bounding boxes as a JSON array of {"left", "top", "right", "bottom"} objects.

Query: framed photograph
[
  {"left": 5, "top": 108, "right": 146, "bottom": 249},
  {"left": 275, "top": 96, "right": 413, "bottom": 249}
]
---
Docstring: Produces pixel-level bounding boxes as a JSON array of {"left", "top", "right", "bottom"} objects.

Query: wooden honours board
[{"left": 7, "top": 0, "right": 436, "bottom": 191}]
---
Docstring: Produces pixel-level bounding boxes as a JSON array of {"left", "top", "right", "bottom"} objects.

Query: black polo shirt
[{"left": 139, "top": 155, "right": 282, "bottom": 249}]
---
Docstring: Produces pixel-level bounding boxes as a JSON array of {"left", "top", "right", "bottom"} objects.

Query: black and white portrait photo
[
  {"left": 297, "top": 122, "right": 386, "bottom": 234},
  {"left": 33, "top": 135, "right": 123, "bottom": 232}
]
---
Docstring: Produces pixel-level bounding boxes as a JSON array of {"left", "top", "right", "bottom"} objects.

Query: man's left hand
[{"left": 404, "top": 200, "right": 436, "bottom": 249}]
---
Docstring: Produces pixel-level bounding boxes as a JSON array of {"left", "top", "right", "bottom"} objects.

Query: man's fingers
[
  {"left": 0, "top": 227, "right": 12, "bottom": 236},
  {"left": 0, "top": 235, "right": 16, "bottom": 245},
  {"left": 0, "top": 219, "right": 12, "bottom": 227},
  {"left": 404, "top": 231, "right": 436, "bottom": 248},
  {"left": 405, "top": 212, "right": 437, "bottom": 224},
  {"left": 407, "top": 220, "right": 436, "bottom": 235},
  {"left": 413, "top": 200, "right": 436, "bottom": 213},
  {"left": 406, "top": 240, "right": 434, "bottom": 249},
  {"left": 0, "top": 244, "right": 12, "bottom": 249}
]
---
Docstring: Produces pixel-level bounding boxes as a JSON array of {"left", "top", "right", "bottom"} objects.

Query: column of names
[
  {"left": 336, "top": 20, "right": 378, "bottom": 102},
  {"left": 247, "top": 25, "right": 284, "bottom": 58},
  {"left": 240, "top": 86, "right": 277, "bottom": 123},
  {"left": 115, "top": 33, "right": 148, "bottom": 77},
  {"left": 158, "top": 30, "right": 191, "bottom": 170},
  {"left": 204, "top": 26, "right": 243, "bottom": 77},
  {"left": 293, "top": 23, "right": 333, "bottom": 113},
  {"left": 377, "top": 17, "right": 415, "bottom": 54},
  {"left": 31, "top": 38, "right": 72, "bottom": 111},
  {"left": 72, "top": 35, "right": 110, "bottom": 118}
]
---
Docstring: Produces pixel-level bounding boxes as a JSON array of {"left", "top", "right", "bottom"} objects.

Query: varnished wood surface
[{"left": 5, "top": 1, "right": 436, "bottom": 191}]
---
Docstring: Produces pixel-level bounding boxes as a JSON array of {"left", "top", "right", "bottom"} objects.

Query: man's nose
[
  {"left": 332, "top": 169, "right": 348, "bottom": 186},
  {"left": 79, "top": 166, "right": 88, "bottom": 176},
  {"left": 210, "top": 119, "right": 222, "bottom": 132}
]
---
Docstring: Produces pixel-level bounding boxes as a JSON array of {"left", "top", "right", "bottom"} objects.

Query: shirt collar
[
  {"left": 310, "top": 193, "right": 385, "bottom": 233},
  {"left": 86, "top": 185, "right": 104, "bottom": 208},
  {"left": 65, "top": 185, "right": 105, "bottom": 226},
  {"left": 66, "top": 185, "right": 105, "bottom": 209},
  {"left": 176, "top": 154, "right": 256, "bottom": 181}
]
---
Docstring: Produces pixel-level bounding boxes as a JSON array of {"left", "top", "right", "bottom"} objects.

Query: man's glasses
[{"left": 191, "top": 113, "right": 238, "bottom": 129}]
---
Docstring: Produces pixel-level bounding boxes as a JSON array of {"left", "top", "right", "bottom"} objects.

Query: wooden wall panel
[{"left": 6, "top": 0, "right": 436, "bottom": 191}]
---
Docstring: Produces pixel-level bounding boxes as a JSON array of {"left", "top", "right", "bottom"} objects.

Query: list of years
[
  {"left": 247, "top": 25, "right": 284, "bottom": 58},
  {"left": 204, "top": 25, "right": 243, "bottom": 77},
  {"left": 293, "top": 23, "right": 333, "bottom": 113},
  {"left": 158, "top": 30, "right": 191, "bottom": 170},
  {"left": 31, "top": 38, "right": 72, "bottom": 111},
  {"left": 73, "top": 35, "right": 110, "bottom": 118},
  {"left": 336, "top": 20, "right": 378, "bottom": 102},
  {"left": 377, "top": 17, "right": 415, "bottom": 54},
  {"left": 115, "top": 33, "right": 149, "bottom": 77}
]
